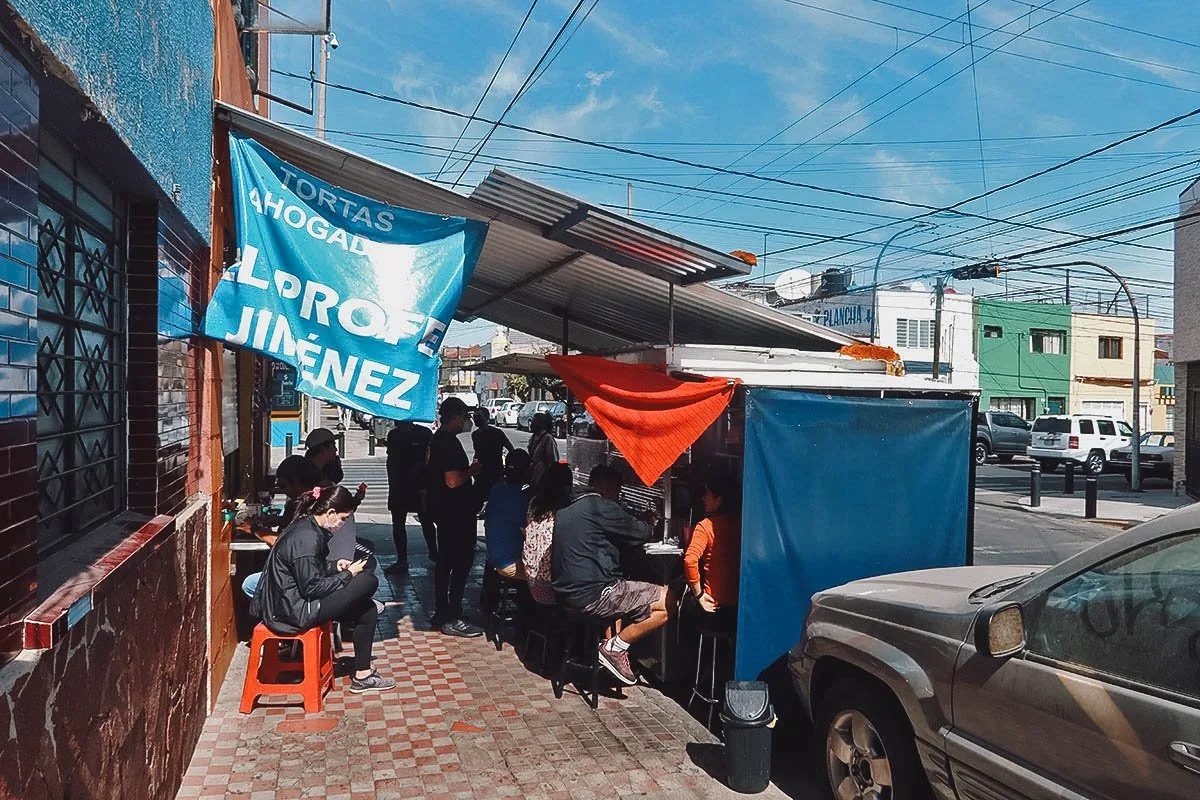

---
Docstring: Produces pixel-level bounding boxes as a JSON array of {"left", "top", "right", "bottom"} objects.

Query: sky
[{"left": 263, "top": 0, "right": 1200, "bottom": 343}]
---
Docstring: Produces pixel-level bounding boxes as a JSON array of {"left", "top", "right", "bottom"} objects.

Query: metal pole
[
  {"left": 1030, "top": 462, "right": 1041, "bottom": 507},
  {"left": 316, "top": 35, "right": 329, "bottom": 138},
  {"left": 1085, "top": 476, "right": 1098, "bottom": 519},
  {"left": 627, "top": 182, "right": 632, "bottom": 216},
  {"left": 932, "top": 276, "right": 945, "bottom": 382},
  {"left": 285, "top": 432, "right": 293, "bottom": 458},
  {"left": 871, "top": 223, "right": 930, "bottom": 343},
  {"left": 1064, "top": 461, "right": 1075, "bottom": 495},
  {"left": 667, "top": 283, "right": 676, "bottom": 347}
]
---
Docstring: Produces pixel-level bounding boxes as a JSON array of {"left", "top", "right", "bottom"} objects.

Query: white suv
[{"left": 1026, "top": 414, "right": 1133, "bottom": 475}]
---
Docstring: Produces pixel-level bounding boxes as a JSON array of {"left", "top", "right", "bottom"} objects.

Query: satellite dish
[{"left": 774, "top": 268, "right": 812, "bottom": 301}]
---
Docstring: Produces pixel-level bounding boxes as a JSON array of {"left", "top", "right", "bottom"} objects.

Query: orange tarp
[{"left": 546, "top": 355, "right": 738, "bottom": 486}]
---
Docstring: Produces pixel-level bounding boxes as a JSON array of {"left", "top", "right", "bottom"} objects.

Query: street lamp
[
  {"left": 953, "top": 259, "right": 1144, "bottom": 491},
  {"left": 871, "top": 222, "right": 934, "bottom": 342}
]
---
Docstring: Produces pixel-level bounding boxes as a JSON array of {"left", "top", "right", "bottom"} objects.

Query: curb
[{"left": 975, "top": 495, "right": 1142, "bottom": 529}]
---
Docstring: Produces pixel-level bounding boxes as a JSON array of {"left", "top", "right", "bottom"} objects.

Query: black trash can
[{"left": 721, "top": 680, "right": 775, "bottom": 794}]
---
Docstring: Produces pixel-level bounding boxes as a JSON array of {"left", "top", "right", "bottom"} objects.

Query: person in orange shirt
[{"left": 683, "top": 474, "right": 741, "bottom": 631}]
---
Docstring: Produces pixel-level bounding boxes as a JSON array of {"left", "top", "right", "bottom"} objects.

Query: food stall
[{"left": 544, "top": 344, "right": 978, "bottom": 683}]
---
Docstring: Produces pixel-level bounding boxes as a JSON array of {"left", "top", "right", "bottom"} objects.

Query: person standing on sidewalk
[
  {"left": 471, "top": 407, "right": 513, "bottom": 514},
  {"left": 385, "top": 419, "right": 437, "bottom": 572},
  {"left": 305, "top": 427, "right": 345, "bottom": 484},
  {"left": 426, "top": 397, "right": 485, "bottom": 638},
  {"left": 526, "top": 411, "right": 559, "bottom": 490}
]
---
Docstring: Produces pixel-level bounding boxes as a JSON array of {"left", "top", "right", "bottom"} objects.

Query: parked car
[
  {"left": 516, "top": 400, "right": 557, "bottom": 431},
  {"left": 789, "top": 503, "right": 1200, "bottom": 800},
  {"left": 547, "top": 401, "right": 598, "bottom": 438},
  {"left": 974, "top": 411, "right": 1031, "bottom": 465},
  {"left": 480, "top": 396, "right": 515, "bottom": 418},
  {"left": 1026, "top": 414, "right": 1133, "bottom": 475},
  {"left": 1110, "top": 431, "right": 1175, "bottom": 483},
  {"left": 499, "top": 401, "right": 523, "bottom": 427}
]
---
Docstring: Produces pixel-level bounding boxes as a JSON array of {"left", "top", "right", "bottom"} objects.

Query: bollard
[
  {"left": 285, "top": 432, "right": 293, "bottom": 458},
  {"left": 369, "top": 434, "right": 376, "bottom": 456},
  {"left": 1064, "top": 461, "right": 1075, "bottom": 495},
  {"left": 1085, "top": 477, "right": 1098, "bottom": 519},
  {"left": 336, "top": 432, "right": 345, "bottom": 458},
  {"left": 1030, "top": 463, "right": 1041, "bottom": 508}
]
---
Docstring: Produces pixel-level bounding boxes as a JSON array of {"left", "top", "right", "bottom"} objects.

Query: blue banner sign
[{"left": 204, "top": 133, "right": 487, "bottom": 421}]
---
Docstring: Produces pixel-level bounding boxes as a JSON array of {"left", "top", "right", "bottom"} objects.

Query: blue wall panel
[
  {"left": 736, "top": 389, "right": 973, "bottom": 679},
  {"left": 10, "top": 0, "right": 214, "bottom": 237}
]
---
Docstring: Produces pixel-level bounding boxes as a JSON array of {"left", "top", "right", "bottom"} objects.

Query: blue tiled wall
[
  {"left": 0, "top": 44, "right": 38, "bottom": 421},
  {"left": 9, "top": 0, "right": 214, "bottom": 238}
]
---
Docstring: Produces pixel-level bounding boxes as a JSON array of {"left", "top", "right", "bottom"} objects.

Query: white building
[{"left": 783, "top": 285, "right": 980, "bottom": 388}]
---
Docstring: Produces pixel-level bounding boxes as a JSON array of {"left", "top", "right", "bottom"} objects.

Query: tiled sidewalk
[{"left": 177, "top": 520, "right": 790, "bottom": 799}]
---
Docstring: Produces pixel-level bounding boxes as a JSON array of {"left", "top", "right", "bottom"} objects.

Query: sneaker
[
  {"left": 598, "top": 638, "right": 637, "bottom": 685},
  {"left": 373, "top": 599, "right": 386, "bottom": 615},
  {"left": 383, "top": 562, "right": 408, "bottom": 575},
  {"left": 441, "top": 619, "right": 485, "bottom": 638},
  {"left": 348, "top": 671, "right": 396, "bottom": 694}
]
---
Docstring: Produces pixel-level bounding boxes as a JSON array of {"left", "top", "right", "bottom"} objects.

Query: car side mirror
[
  {"left": 1025, "top": 422, "right": 1032, "bottom": 431},
  {"left": 975, "top": 603, "right": 1025, "bottom": 658}
]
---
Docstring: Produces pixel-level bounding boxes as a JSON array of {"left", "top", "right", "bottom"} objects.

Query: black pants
[
  {"left": 313, "top": 571, "right": 379, "bottom": 672},
  {"left": 432, "top": 513, "right": 477, "bottom": 623},
  {"left": 390, "top": 503, "right": 438, "bottom": 563}
]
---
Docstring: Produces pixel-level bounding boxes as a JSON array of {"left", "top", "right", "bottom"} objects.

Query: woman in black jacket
[{"left": 251, "top": 484, "right": 396, "bottom": 694}]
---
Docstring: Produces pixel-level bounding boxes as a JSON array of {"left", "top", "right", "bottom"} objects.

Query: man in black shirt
[
  {"left": 471, "top": 407, "right": 512, "bottom": 513},
  {"left": 551, "top": 464, "right": 673, "bottom": 686},
  {"left": 385, "top": 420, "right": 437, "bottom": 572},
  {"left": 426, "top": 397, "right": 484, "bottom": 638}
]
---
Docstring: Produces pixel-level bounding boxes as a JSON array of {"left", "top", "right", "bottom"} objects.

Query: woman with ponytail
[{"left": 251, "top": 484, "right": 396, "bottom": 694}]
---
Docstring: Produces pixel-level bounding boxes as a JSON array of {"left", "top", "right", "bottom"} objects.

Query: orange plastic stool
[{"left": 240, "top": 622, "right": 334, "bottom": 714}]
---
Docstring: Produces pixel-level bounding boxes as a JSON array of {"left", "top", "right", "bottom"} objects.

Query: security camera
[{"left": 325, "top": 32, "right": 339, "bottom": 49}]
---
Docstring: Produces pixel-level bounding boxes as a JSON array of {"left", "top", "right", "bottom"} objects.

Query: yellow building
[{"left": 1068, "top": 313, "right": 1157, "bottom": 430}]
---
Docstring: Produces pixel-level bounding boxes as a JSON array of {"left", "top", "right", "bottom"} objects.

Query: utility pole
[
  {"left": 932, "top": 276, "right": 945, "bottom": 382},
  {"left": 316, "top": 34, "right": 329, "bottom": 138},
  {"left": 626, "top": 182, "right": 632, "bottom": 216},
  {"left": 1065, "top": 268, "right": 1070, "bottom": 303}
]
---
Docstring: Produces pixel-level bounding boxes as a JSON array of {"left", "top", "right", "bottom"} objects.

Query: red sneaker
[{"left": 598, "top": 638, "right": 637, "bottom": 685}]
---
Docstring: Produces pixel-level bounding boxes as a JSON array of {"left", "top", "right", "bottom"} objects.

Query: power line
[
  {"left": 515, "top": 0, "right": 599, "bottom": 104},
  {"left": 449, "top": 0, "right": 590, "bottom": 187},
  {"left": 435, "top": 0, "right": 539, "bottom": 181},
  {"left": 276, "top": 70, "right": 1186, "bottom": 255}
]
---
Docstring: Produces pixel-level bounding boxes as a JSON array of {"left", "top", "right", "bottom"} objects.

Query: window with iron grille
[
  {"left": 35, "top": 133, "right": 124, "bottom": 554},
  {"left": 1029, "top": 329, "right": 1066, "bottom": 355}
]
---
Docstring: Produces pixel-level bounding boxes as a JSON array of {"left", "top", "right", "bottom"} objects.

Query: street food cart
[{"left": 544, "top": 344, "right": 978, "bottom": 682}]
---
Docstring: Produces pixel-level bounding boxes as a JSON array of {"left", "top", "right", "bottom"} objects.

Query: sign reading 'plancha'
[{"left": 203, "top": 132, "right": 487, "bottom": 421}]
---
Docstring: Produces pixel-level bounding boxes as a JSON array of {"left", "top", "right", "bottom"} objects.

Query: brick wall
[
  {"left": 127, "top": 202, "right": 206, "bottom": 518},
  {"left": 0, "top": 37, "right": 38, "bottom": 661}
]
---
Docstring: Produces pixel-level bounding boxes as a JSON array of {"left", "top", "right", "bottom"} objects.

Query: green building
[{"left": 975, "top": 299, "right": 1072, "bottom": 419}]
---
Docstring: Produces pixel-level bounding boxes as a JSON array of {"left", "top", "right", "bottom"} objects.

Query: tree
[{"left": 505, "top": 372, "right": 565, "bottom": 401}]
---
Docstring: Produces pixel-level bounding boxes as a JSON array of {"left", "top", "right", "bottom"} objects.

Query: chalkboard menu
[{"left": 267, "top": 360, "right": 300, "bottom": 412}]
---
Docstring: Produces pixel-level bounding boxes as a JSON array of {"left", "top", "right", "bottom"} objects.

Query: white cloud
[{"left": 584, "top": 70, "right": 613, "bottom": 88}]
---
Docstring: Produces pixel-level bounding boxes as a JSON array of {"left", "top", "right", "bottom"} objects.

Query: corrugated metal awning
[
  {"left": 471, "top": 169, "right": 749, "bottom": 284},
  {"left": 215, "top": 103, "right": 856, "bottom": 354}
]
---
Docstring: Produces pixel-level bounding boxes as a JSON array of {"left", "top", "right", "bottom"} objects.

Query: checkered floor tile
[{"left": 177, "top": 520, "right": 788, "bottom": 799}]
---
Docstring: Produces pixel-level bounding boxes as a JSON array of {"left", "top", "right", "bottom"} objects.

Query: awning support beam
[
  {"left": 545, "top": 206, "right": 590, "bottom": 240},
  {"left": 459, "top": 252, "right": 587, "bottom": 318}
]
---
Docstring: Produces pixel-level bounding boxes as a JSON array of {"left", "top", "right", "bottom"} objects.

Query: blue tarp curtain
[{"left": 736, "top": 389, "right": 973, "bottom": 679}]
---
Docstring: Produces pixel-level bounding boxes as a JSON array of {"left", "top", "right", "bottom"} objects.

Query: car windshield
[
  {"left": 1033, "top": 418, "right": 1070, "bottom": 433},
  {"left": 1140, "top": 433, "right": 1174, "bottom": 447}
]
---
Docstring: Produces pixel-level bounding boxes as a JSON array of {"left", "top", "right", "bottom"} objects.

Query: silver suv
[{"left": 789, "top": 504, "right": 1200, "bottom": 800}]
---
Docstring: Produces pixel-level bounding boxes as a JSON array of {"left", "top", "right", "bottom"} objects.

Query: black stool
[
  {"left": 688, "top": 625, "right": 733, "bottom": 730},
  {"left": 486, "top": 574, "right": 523, "bottom": 651},
  {"left": 523, "top": 603, "right": 569, "bottom": 672},
  {"left": 553, "top": 614, "right": 623, "bottom": 710}
]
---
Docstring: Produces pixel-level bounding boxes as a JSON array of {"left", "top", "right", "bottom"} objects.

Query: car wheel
[
  {"left": 1039, "top": 459, "right": 1059, "bottom": 474},
  {"left": 996, "top": 454, "right": 1014, "bottom": 463},
  {"left": 818, "top": 678, "right": 927, "bottom": 800},
  {"left": 974, "top": 440, "right": 988, "bottom": 465},
  {"left": 1085, "top": 450, "right": 1105, "bottom": 475}
]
